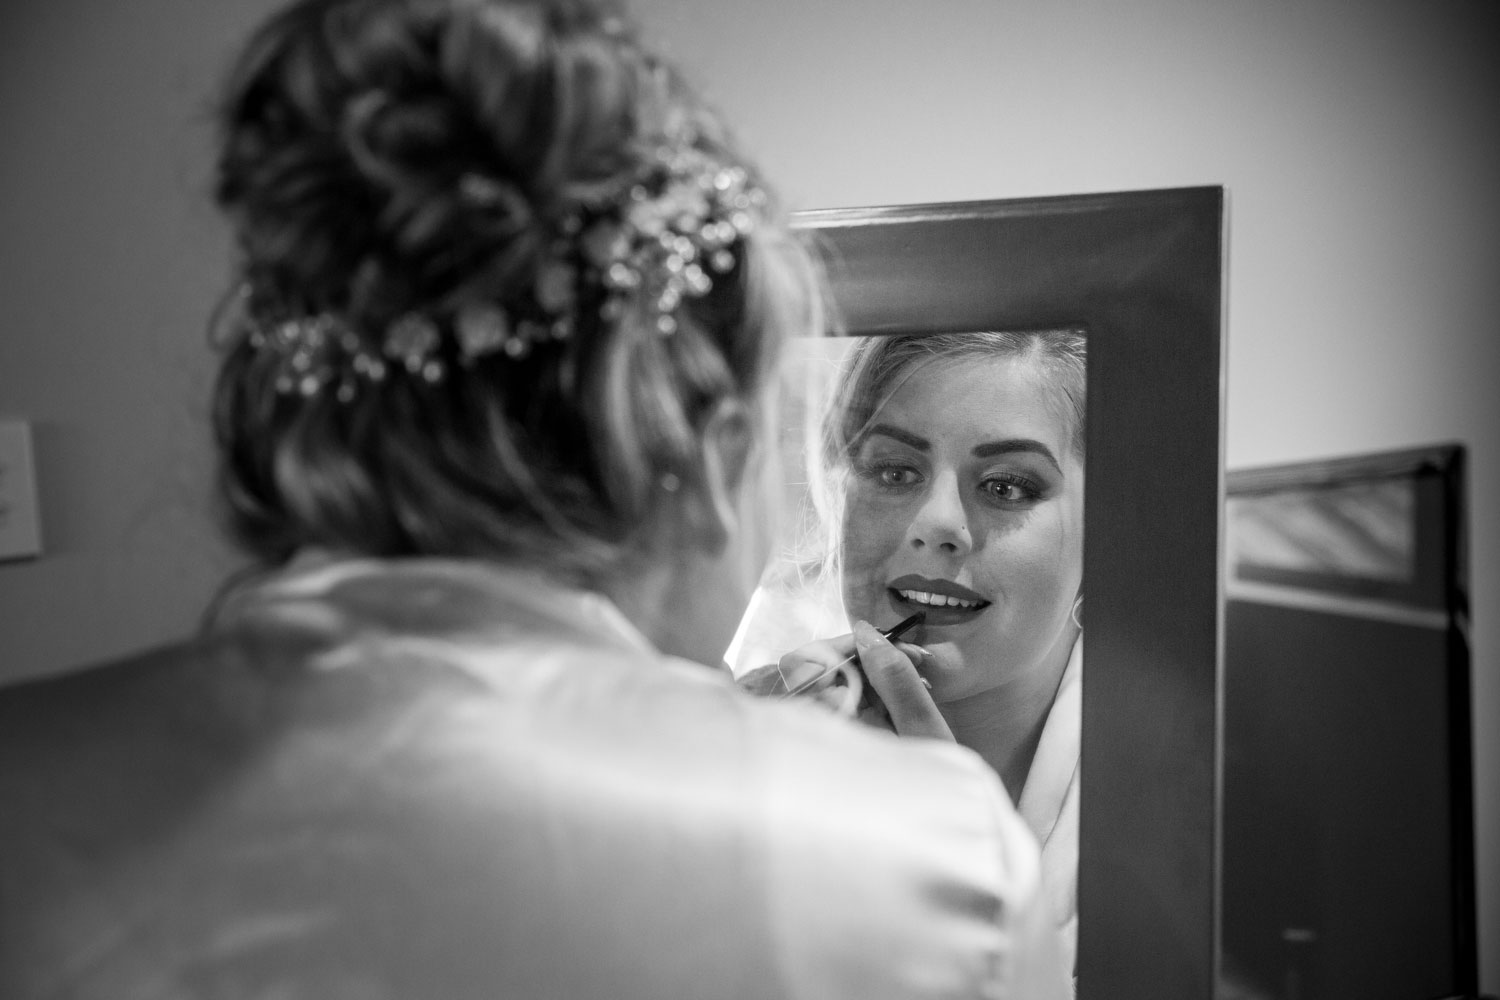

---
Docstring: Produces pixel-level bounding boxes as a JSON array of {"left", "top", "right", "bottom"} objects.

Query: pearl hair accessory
[{"left": 244, "top": 132, "right": 767, "bottom": 400}]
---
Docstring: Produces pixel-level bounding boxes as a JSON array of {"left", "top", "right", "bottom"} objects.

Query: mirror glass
[{"left": 727, "top": 327, "right": 1088, "bottom": 972}]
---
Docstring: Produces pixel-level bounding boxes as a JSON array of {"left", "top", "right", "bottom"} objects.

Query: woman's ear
[{"left": 681, "top": 398, "right": 756, "bottom": 554}]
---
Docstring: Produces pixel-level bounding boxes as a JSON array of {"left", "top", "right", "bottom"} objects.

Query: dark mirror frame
[{"left": 792, "top": 186, "right": 1227, "bottom": 1000}]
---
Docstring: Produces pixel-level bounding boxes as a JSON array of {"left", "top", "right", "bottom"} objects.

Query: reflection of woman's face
[{"left": 840, "top": 354, "right": 1084, "bottom": 702}]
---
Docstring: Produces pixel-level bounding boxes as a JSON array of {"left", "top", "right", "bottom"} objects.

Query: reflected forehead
[{"left": 872, "top": 355, "right": 1076, "bottom": 459}]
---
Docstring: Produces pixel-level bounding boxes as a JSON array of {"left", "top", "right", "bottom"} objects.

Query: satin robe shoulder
[{"left": 0, "top": 558, "right": 1070, "bottom": 1000}]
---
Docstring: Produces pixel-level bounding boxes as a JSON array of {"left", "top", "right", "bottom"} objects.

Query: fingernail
[
  {"left": 920, "top": 676, "right": 933, "bottom": 690},
  {"left": 852, "top": 620, "right": 879, "bottom": 647},
  {"left": 783, "top": 661, "right": 826, "bottom": 690}
]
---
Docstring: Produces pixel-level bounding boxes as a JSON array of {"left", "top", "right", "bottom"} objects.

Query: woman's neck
[
  {"left": 599, "top": 543, "right": 747, "bottom": 671},
  {"left": 937, "top": 631, "right": 1077, "bottom": 802}
]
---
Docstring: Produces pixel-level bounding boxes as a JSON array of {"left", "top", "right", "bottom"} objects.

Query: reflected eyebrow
[
  {"left": 972, "top": 439, "right": 1062, "bottom": 473},
  {"left": 859, "top": 423, "right": 930, "bottom": 451}
]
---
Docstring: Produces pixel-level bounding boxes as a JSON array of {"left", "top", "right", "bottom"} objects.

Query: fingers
[
  {"left": 891, "top": 642, "right": 934, "bottom": 689},
  {"left": 808, "top": 662, "right": 863, "bottom": 717},
  {"left": 737, "top": 653, "right": 842, "bottom": 699},
  {"left": 734, "top": 636, "right": 862, "bottom": 718},
  {"left": 856, "top": 693, "right": 896, "bottom": 733},
  {"left": 774, "top": 636, "right": 856, "bottom": 696},
  {"left": 852, "top": 620, "right": 953, "bottom": 741},
  {"left": 747, "top": 629, "right": 949, "bottom": 738},
  {"left": 735, "top": 662, "right": 789, "bottom": 698}
]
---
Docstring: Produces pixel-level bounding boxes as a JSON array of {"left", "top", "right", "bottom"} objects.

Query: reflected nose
[{"left": 907, "top": 470, "right": 970, "bottom": 556}]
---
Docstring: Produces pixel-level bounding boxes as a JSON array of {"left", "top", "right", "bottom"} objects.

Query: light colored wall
[
  {"left": 0, "top": 0, "right": 265, "bottom": 668},
  {"left": 1, "top": 0, "right": 1495, "bottom": 988}
]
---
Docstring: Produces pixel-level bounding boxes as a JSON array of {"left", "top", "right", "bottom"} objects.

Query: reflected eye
[
  {"left": 855, "top": 459, "right": 924, "bottom": 491},
  {"left": 877, "top": 466, "right": 920, "bottom": 487},
  {"left": 980, "top": 475, "right": 1040, "bottom": 504}
]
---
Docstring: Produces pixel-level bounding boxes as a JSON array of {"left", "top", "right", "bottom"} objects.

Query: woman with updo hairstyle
[{"left": 0, "top": 2, "right": 1068, "bottom": 998}]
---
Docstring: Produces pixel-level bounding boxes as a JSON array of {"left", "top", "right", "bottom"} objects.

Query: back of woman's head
[{"left": 211, "top": 0, "right": 820, "bottom": 582}]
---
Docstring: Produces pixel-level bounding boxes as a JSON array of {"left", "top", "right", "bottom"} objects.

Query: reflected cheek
[{"left": 839, "top": 500, "right": 905, "bottom": 617}]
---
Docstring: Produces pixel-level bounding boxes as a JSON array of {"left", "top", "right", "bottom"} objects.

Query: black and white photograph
[{"left": 2, "top": 2, "right": 1496, "bottom": 998}]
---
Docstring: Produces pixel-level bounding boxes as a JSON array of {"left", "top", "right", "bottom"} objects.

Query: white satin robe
[
  {"left": 0, "top": 557, "right": 1070, "bottom": 1000},
  {"left": 1017, "top": 637, "right": 1082, "bottom": 977}
]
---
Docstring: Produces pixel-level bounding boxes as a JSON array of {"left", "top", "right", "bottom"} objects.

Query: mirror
[{"left": 732, "top": 188, "right": 1227, "bottom": 999}]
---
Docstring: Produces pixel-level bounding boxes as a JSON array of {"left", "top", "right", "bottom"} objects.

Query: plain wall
[{"left": 1, "top": 0, "right": 1495, "bottom": 990}]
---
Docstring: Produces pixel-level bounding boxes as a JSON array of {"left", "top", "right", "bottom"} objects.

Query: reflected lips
[{"left": 887, "top": 574, "right": 991, "bottom": 626}]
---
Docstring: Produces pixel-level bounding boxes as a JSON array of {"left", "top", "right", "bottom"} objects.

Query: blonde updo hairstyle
[{"left": 211, "top": 0, "right": 821, "bottom": 585}]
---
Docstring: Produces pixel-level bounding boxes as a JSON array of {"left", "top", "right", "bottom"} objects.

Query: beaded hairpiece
[{"left": 244, "top": 137, "right": 768, "bottom": 401}]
